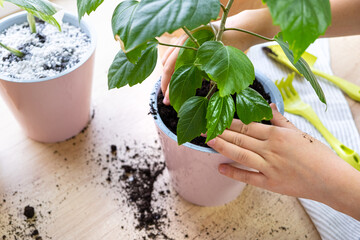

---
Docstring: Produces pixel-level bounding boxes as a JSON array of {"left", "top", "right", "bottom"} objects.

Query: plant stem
[
  {"left": 224, "top": 28, "right": 275, "bottom": 42},
  {"left": 27, "top": 13, "right": 36, "bottom": 34},
  {"left": 158, "top": 42, "right": 198, "bottom": 51},
  {"left": 182, "top": 27, "right": 200, "bottom": 47},
  {"left": 220, "top": 3, "right": 226, "bottom": 12},
  {"left": 216, "top": 0, "right": 234, "bottom": 41},
  {"left": 0, "top": 42, "right": 25, "bottom": 58},
  {"left": 206, "top": 82, "right": 217, "bottom": 99}
]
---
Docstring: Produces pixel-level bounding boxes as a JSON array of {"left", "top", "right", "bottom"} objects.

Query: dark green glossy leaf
[
  {"left": 77, "top": 0, "right": 104, "bottom": 20},
  {"left": 206, "top": 92, "right": 235, "bottom": 142},
  {"left": 275, "top": 33, "right": 326, "bottom": 104},
  {"left": 108, "top": 41, "right": 158, "bottom": 89},
  {"left": 175, "top": 27, "right": 215, "bottom": 70},
  {"left": 125, "top": 0, "right": 220, "bottom": 51},
  {"left": 6, "top": 0, "right": 60, "bottom": 30},
  {"left": 196, "top": 41, "right": 254, "bottom": 97},
  {"left": 264, "top": 0, "right": 331, "bottom": 62},
  {"left": 177, "top": 96, "right": 208, "bottom": 145},
  {"left": 236, "top": 88, "right": 273, "bottom": 124},
  {"left": 169, "top": 65, "right": 203, "bottom": 112}
]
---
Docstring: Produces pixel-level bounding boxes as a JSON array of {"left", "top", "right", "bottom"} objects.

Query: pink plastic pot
[
  {"left": 0, "top": 12, "right": 96, "bottom": 143},
  {"left": 151, "top": 72, "right": 284, "bottom": 206}
]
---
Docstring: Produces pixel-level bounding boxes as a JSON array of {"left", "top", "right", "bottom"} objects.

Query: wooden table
[{"left": 1, "top": 1, "right": 359, "bottom": 239}]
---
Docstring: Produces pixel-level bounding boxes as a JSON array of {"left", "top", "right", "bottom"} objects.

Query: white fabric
[{"left": 247, "top": 39, "right": 360, "bottom": 240}]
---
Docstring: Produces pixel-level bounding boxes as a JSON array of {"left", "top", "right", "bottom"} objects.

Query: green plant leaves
[
  {"left": 77, "top": 0, "right": 104, "bottom": 20},
  {"left": 169, "top": 65, "right": 203, "bottom": 112},
  {"left": 236, "top": 88, "right": 272, "bottom": 124},
  {"left": 108, "top": 41, "right": 158, "bottom": 89},
  {"left": 177, "top": 97, "right": 208, "bottom": 145},
  {"left": 196, "top": 41, "right": 255, "bottom": 97},
  {"left": 0, "top": 0, "right": 4, "bottom": 7},
  {"left": 124, "top": 0, "right": 220, "bottom": 51},
  {"left": 175, "top": 27, "right": 215, "bottom": 70},
  {"left": 263, "top": 0, "right": 331, "bottom": 62},
  {"left": 275, "top": 33, "right": 326, "bottom": 104},
  {"left": 6, "top": 0, "right": 60, "bottom": 30},
  {"left": 206, "top": 92, "right": 235, "bottom": 142}
]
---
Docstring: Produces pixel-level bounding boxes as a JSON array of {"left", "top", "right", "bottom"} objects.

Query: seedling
[
  {"left": 79, "top": 0, "right": 331, "bottom": 144},
  {"left": 0, "top": 0, "right": 61, "bottom": 56}
]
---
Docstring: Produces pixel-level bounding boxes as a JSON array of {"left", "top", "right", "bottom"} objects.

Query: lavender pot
[
  {"left": 0, "top": 12, "right": 96, "bottom": 143},
  {"left": 151, "top": 71, "right": 284, "bottom": 206}
]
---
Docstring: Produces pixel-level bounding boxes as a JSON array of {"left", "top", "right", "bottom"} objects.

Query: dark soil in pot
[
  {"left": 156, "top": 79, "right": 272, "bottom": 147},
  {"left": 0, "top": 18, "right": 91, "bottom": 80}
]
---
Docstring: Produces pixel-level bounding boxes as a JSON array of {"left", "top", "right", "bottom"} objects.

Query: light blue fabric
[{"left": 247, "top": 39, "right": 360, "bottom": 240}]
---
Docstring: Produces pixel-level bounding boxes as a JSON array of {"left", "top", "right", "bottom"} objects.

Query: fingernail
[
  {"left": 163, "top": 96, "right": 170, "bottom": 105},
  {"left": 219, "top": 165, "right": 227, "bottom": 174},
  {"left": 207, "top": 138, "right": 215, "bottom": 146},
  {"left": 200, "top": 133, "right": 207, "bottom": 137}
]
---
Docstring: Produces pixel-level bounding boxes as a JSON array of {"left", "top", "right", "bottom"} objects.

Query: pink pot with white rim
[
  {"left": 150, "top": 72, "right": 284, "bottom": 206},
  {"left": 0, "top": 12, "right": 96, "bottom": 143}
]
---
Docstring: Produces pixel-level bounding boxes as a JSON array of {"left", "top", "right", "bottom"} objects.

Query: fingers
[
  {"left": 269, "top": 103, "right": 298, "bottom": 130},
  {"left": 161, "top": 47, "right": 180, "bottom": 97},
  {"left": 228, "top": 119, "right": 271, "bottom": 140},
  {"left": 218, "top": 164, "right": 266, "bottom": 188},
  {"left": 218, "top": 129, "right": 264, "bottom": 154},
  {"left": 208, "top": 137, "right": 267, "bottom": 171}
]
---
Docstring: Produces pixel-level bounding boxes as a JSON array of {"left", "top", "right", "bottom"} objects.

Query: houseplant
[
  {"left": 0, "top": 0, "right": 96, "bottom": 143},
  {"left": 79, "top": 0, "right": 331, "bottom": 205}
]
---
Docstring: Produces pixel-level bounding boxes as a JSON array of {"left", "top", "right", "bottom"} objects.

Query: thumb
[{"left": 269, "top": 103, "right": 297, "bottom": 130}]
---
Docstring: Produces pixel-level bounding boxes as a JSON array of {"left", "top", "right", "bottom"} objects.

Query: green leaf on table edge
[
  {"left": 177, "top": 96, "right": 208, "bottom": 145},
  {"left": 108, "top": 40, "right": 158, "bottom": 89},
  {"left": 112, "top": 0, "right": 146, "bottom": 64},
  {"left": 169, "top": 64, "right": 203, "bottom": 112},
  {"left": 263, "top": 0, "right": 331, "bottom": 62},
  {"left": 206, "top": 92, "right": 235, "bottom": 142},
  {"left": 236, "top": 88, "right": 273, "bottom": 124},
  {"left": 196, "top": 41, "right": 254, "bottom": 97},
  {"left": 77, "top": 0, "right": 104, "bottom": 20},
  {"left": 175, "top": 27, "right": 215, "bottom": 70},
  {"left": 6, "top": 0, "right": 61, "bottom": 30},
  {"left": 275, "top": 33, "right": 326, "bottom": 104},
  {"left": 124, "top": 0, "right": 220, "bottom": 51}
]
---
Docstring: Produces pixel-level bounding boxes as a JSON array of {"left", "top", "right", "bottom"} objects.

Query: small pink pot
[
  {"left": 151, "top": 72, "right": 284, "bottom": 206},
  {"left": 0, "top": 12, "right": 96, "bottom": 143}
]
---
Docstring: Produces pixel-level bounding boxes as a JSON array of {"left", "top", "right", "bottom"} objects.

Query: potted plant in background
[
  {"left": 0, "top": 0, "right": 96, "bottom": 143},
  {"left": 79, "top": 0, "right": 331, "bottom": 206}
]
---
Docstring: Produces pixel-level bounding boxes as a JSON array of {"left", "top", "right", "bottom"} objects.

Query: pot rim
[
  {"left": 0, "top": 11, "right": 97, "bottom": 83},
  {"left": 150, "top": 70, "right": 284, "bottom": 154}
]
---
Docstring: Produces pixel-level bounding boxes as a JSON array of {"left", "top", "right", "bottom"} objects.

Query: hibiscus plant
[{"left": 78, "top": 0, "right": 331, "bottom": 145}]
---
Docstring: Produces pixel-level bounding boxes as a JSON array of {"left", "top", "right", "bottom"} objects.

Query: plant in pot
[
  {"left": 0, "top": 0, "right": 96, "bottom": 143},
  {"left": 79, "top": 0, "right": 331, "bottom": 206}
]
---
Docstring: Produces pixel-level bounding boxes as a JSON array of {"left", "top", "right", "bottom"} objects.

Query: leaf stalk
[
  {"left": 206, "top": 82, "right": 217, "bottom": 99},
  {"left": 216, "top": 0, "right": 234, "bottom": 41},
  {"left": 0, "top": 42, "right": 25, "bottom": 58},
  {"left": 158, "top": 42, "right": 198, "bottom": 51},
  {"left": 224, "top": 28, "right": 275, "bottom": 42},
  {"left": 182, "top": 27, "right": 200, "bottom": 48},
  {"left": 27, "top": 13, "right": 37, "bottom": 34}
]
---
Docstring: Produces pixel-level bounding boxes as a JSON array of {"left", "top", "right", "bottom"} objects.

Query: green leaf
[
  {"left": 177, "top": 96, "right": 208, "bottom": 145},
  {"left": 77, "top": 0, "right": 104, "bottom": 20},
  {"left": 6, "top": 0, "right": 60, "bottom": 30},
  {"left": 0, "top": 0, "right": 4, "bottom": 7},
  {"left": 108, "top": 41, "right": 158, "bottom": 89},
  {"left": 206, "top": 92, "right": 235, "bottom": 142},
  {"left": 169, "top": 65, "right": 203, "bottom": 112},
  {"left": 124, "top": 0, "right": 220, "bottom": 51},
  {"left": 196, "top": 41, "right": 255, "bottom": 97},
  {"left": 275, "top": 33, "right": 326, "bottom": 104},
  {"left": 236, "top": 88, "right": 273, "bottom": 124},
  {"left": 175, "top": 27, "right": 215, "bottom": 70},
  {"left": 264, "top": 0, "right": 331, "bottom": 62}
]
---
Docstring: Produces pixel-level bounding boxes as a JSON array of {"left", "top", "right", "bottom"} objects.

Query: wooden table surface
[{"left": 1, "top": 1, "right": 359, "bottom": 239}]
